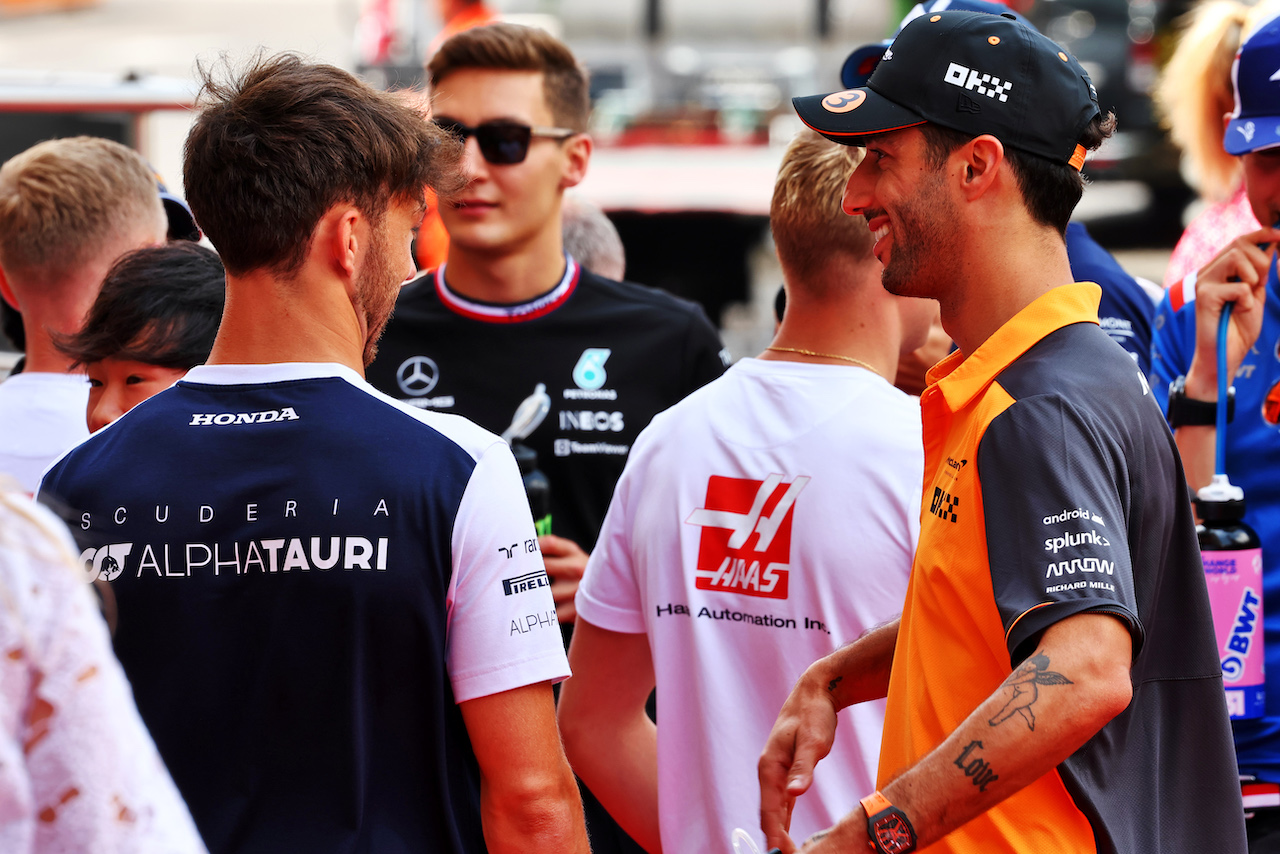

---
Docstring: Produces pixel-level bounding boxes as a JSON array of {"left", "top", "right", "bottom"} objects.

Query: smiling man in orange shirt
[{"left": 758, "top": 11, "right": 1245, "bottom": 854}]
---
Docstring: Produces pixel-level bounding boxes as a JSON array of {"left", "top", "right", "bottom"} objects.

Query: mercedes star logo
[{"left": 397, "top": 355, "right": 439, "bottom": 397}]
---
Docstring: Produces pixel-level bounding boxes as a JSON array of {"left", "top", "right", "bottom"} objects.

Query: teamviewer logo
[{"left": 685, "top": 474, "right": 808, "bottom": 600}]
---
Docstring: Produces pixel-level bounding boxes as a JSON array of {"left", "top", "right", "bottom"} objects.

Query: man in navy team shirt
[{"left": 40, "top": 55, "right": 589, "bottom": 854}]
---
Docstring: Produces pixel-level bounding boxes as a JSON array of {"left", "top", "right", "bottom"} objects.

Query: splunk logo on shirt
[
  {"left": 684, "top": 474, "right": 809, "bottom": 600},
  {"left": 189, "top": 407, "right": 300, "bottom": 426}
]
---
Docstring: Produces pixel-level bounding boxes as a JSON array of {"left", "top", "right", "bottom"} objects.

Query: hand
[
  {"left": 538, "top": 534, "right": 588, "bottom": 624},
  {"left": 758, "top": 666, "right": 842, "bottom": 853},
  {"left": 1185, "top": 227, "right": 1280, "bottom": 399}
]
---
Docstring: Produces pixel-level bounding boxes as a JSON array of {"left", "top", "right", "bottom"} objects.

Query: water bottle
[
  {"left": 512, "top": 442, "right": 552, "bottom": 536},
  {"left": 1197, "top": 476, "right": 1265, "bottom": 719}
]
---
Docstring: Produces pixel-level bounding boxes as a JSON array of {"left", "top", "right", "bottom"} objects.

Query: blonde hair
[
  {"left": 1157, "top": 0, "right": 1280, "bottom": 200},
  {"left": 770, "top": 130, "right": 873, "bottom": 284},
  {"left": 0, "top": 137, "right": 160, "bottom": 281}
]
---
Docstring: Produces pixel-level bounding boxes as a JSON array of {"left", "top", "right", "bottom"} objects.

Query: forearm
[
  {"left": 883, "top": 642, "right": 1129, "bottom": 845},
  {"left": 802, "top": 613, "right": 1132, "bottom": 852},
  {"left": 817, "top": 618, "right": 900, "bottom": 709},
  {"left": 562, "top": 703, "right": 661, "bottom": 853},
  {"left": 558, "top": 620, "right": 662, "bottom": 851},
  {"left": 481, "top": 770, "right": 590, "bottom": 854},
  {"left": 1175, "top": 360, "right": 1222, "bottom": 492},
  {"left": 462, "top": 682, "right": 591, "bottom": 854},
  {"left": 1173, "top": 424, "right": 1215, "bottom": 493}
]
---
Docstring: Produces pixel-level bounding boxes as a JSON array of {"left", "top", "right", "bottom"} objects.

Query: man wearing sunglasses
[
  {"left": 369, "top": 23, "right": 726, "bottom": 631},
  {"left": 366, "top": 26, "right": 727, "bottom": 853}
]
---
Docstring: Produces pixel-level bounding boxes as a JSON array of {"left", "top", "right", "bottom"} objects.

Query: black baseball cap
[
  {"left": 795, "top": 10, "right": 1100, "bottom": 170},
  {"left": 840, "top": 0, "right": 1033, "bottom": 89}
]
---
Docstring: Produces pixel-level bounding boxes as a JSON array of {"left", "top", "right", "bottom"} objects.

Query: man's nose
[{"left": 842, "top": 163, "right": 871, "bottom": 217}]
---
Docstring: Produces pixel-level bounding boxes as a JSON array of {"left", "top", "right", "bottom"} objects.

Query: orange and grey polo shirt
[{"left": 878, "top": 283, "right": 1244, "bottom": 853}]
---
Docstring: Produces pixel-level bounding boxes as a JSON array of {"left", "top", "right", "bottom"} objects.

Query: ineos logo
[{"left": 397, "top": 356, "right": 439, "bottom": 397}]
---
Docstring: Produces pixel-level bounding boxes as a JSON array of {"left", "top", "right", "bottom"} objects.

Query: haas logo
[{"left": 685, "top": 474, "right": 808, "bottom": 600}]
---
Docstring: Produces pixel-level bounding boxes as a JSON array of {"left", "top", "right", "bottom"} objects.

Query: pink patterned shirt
[{"left": 1164, "top": 187, "right": 1261, "bottom": 289}]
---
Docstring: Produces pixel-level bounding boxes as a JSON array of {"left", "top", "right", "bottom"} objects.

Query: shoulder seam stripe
[{"left": 1005, "top": 601, "right": 1056, "bottom": 644}]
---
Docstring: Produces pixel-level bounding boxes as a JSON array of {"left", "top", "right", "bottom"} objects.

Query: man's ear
[
  {"left": 320, "top": 205, "right": 364, "bottom": 285},
  {"left": 0, "top": 266, "right": 19, "bottom": 312},
  {"left": 958, "top": 134, "right": 1005, "bottom": 201},
  {"left": 560, "top": 132, "right": 593, "bottom": 190}
]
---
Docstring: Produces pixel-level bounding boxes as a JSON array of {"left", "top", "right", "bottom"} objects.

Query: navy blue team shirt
[{"left": 40, "top": 363, "right": 569, "bottom": 854}]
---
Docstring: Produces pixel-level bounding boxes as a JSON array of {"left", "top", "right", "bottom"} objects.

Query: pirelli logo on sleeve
[{"left": 502, "top": 570, "right": 551, "bottom": 596}]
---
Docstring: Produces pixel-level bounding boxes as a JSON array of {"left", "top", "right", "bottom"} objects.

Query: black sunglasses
[{"left": 433, "top": 118, "right": 575, "bottom": 165}]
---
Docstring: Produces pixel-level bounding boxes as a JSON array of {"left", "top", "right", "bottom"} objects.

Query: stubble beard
[
  {"left": 878, "top": 170, "right": 960, "bottom": 302},
  {"left": 355, "top": 227, "right": 402, "bottom": 368}
]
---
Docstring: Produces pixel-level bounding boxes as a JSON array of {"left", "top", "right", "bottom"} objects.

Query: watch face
[{"left": 873, "top": 813, "right": 915, "bottom": 853}]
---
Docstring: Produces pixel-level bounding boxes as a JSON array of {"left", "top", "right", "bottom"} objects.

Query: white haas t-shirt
[{"left": 577, "top": 358, "right": 923, "bottom": 853}]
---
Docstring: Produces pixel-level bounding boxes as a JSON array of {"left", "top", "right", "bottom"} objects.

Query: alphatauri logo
[
  {"left": 189, "top": 408, "right": 300, "bottom": 426},
  {"left": 80, "top": 543, "right": 133, "bottom": 583}
]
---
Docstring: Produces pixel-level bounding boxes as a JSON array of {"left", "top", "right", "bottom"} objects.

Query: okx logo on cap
[
  {"left": 794, "top": 10, "right": 1099, "bottom": 170},
  {"left": 1226, "top": 10, "right": 1280, "bottom": 155}
]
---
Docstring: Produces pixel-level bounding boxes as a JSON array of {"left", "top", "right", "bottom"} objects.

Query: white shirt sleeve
[
  {"left": 575, "top": 448, "right": 647, "bottom": 634},
  {"left": 445, "top": 441, "right": 570, "bottom": 703}
]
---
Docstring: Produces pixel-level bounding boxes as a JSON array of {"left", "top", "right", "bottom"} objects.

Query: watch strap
[
  {"left": 1168, "top": 375, "right": 1234, "bottom": 428},
  {"left": 860, "top": 791, "right": 892, "bottom": 817}
]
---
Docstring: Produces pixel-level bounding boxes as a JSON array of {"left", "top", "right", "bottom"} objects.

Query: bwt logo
[
  {"left": 685, "top": 473, "right": 809, "bottom": 600},
  {"left": 944, "top": 62, "right": 1013, "bottom": 102},
  {"left": 79, "top": 543, "right": 133, "bottom": 583}
]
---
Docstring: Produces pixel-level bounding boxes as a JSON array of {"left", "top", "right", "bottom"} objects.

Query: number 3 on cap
[{"left": 822, "top": 90, "right": 866, "bottom": 113}]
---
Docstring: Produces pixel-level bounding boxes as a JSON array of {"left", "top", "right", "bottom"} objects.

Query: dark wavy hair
[
  {"left": 55, "top": 243, "right": 225, "bottom": 369},
  {"left": 920, "top": 111, "right": 1117, "bottom": 234},
  {"left": 183, "top": 53, "right": 465, "bottom": 276}
]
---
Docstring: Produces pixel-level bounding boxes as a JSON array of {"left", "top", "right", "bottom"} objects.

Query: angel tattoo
[{"left": 988, "top": 653, "right": 1073, "bottom": 731}]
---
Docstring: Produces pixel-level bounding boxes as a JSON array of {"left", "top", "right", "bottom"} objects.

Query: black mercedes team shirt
[{"left": 368, "top": 258, "right": 729, "bottom": 551}]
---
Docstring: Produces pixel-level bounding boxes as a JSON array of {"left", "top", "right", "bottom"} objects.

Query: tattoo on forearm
[
  {"left": 828, "top": 676, "right": 843, "bottom": 693},
  {"left": 988, "top": 652, "right": 1073, "bottom": 731},
  {"left": 954, "top": 741, "right": 999, "bottom": 792}
]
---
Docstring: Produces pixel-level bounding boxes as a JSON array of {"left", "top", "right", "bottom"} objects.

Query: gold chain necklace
[{"left": 765, "top": 346, "right": 885, "bottom": 380}]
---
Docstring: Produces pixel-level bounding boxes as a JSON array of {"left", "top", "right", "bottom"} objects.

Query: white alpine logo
[
  {"left": 1270, "top": 66, "right": 1280, "bottom": 81},
  {"left": 944, "top": 62, "right": 1013, "bottom": 102},
  {"left": 1240, "top": 121, "right": 1257, "bottom": 143}
]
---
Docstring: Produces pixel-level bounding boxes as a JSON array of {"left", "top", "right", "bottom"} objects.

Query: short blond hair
[
  {"left": 1157, "top": 0, "right": 1280, "bottom": 200},
  {"left": 0, "top": 137, "right": 160, "bottom": 280},
  {"left": 770, "top": 130, "right": 872, "bottom": 284}
]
